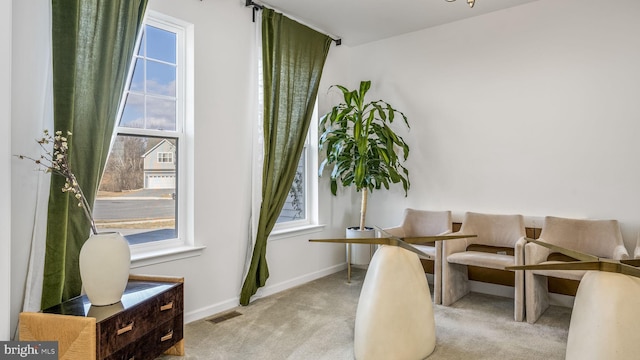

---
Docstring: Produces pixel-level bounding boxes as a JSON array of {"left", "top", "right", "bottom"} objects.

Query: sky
[{"left": 120, "top": 25, "right": 177, "bottom": 131}]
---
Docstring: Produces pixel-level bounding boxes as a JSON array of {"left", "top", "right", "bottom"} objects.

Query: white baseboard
[
  {"left": 184, "top": 263, "right": 347, "bottom": 324},
  {"left": 185, "top": 266, "right": 574, "bottom": 324},
  {"left": 257, "top": 263, "right": 347, "bottom": 299},
  {"left": 184, "top": 297, "right": 240, "bottom": 324}
]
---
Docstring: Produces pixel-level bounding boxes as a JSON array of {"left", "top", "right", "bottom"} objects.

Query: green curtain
[
  {"left": 42, "top": 0, "right": 148, "bottom": 309},
  {"left": 240, "top": 9, "right": 332, "bottom": 305}
]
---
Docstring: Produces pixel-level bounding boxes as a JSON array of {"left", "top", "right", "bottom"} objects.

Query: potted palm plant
[{"left": 319, "top": 80, "right": 410, "bottom": 264}]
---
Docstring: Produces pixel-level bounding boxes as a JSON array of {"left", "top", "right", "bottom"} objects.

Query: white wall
[
  {"left": 9, "top": 0, "right": 352, "bottom": 333},
  {"left": 348, "top": 0, "right": 640, "bottom": 252},
  {"left": 1, "top": 0, "right": 12, "bottom": 341}
]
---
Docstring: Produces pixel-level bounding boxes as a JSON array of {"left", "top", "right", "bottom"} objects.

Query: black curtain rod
[{"left": 245, "top": 0, "right": 341, "bottom": 46}]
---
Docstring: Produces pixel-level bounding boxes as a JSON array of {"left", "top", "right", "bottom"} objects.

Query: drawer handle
[
  {"left": 117, "top": 322, "right": 134, "bottom": 336},
  {"left": 160, "top": 301, "right": 174, "bottom": 311},
  {"left": 161, "top": 330, "right": 174, "bottom": 342}
]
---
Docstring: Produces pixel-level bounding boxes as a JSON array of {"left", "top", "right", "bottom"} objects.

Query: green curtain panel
[
  {"left": 240, "top": 9, "right": 332, "bottom": 305},
  {"left": 42, "top": 0, "right": 148, "bottom": 309}
]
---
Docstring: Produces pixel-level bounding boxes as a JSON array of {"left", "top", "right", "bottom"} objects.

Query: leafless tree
[{"left": 99, "top": 136, "right": 146, "bottom": 192}]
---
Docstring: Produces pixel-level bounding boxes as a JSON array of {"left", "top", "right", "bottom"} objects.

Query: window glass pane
[
  {"left": 120, "top": 93, "right": 145, "bottom": 128},
  {"left": 96, "top": 135, "right": 177, "bottom": 245},
  {"left": 146, "top": 25, "right": 176, "bottom": 63},
  {"left": 146, "top": 96, "right": 176, "bottom": 131},
  {"left": 146, "top": 60, "right": 176, "bottom": 96},
  {"left": 276, "top": 154, "right": 306, "bottom": 223},
  {"left": 130, "top": 58, "right": 144, "bottom": 92}
]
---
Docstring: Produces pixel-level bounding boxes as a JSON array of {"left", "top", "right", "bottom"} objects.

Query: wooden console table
[{"left": 19, "top": 275, "right": 184, "bottom": 360}]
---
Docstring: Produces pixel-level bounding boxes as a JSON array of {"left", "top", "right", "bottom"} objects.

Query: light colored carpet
[{"left": 162, "top": 268, "right": 571, "bottom": 359}]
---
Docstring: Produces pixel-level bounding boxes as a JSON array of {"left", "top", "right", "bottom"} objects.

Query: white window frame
[{"left": 111, "top": 11, "right": 201, "bottom": 266}]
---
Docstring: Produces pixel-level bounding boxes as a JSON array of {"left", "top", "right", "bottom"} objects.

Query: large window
[{"left": 95, "top": 12, "right": 193, "bottom": 251}]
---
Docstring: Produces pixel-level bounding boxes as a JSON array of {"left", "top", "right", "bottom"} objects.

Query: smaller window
[
  {"left": 272, "top": 102, "right": 319, "bottom": 231},
  {"left": 157, "top": 152, "right": 173, "bottom": 163}
]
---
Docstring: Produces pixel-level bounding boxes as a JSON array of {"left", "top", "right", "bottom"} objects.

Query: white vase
[{"left": 79, "top": 232, "right": 131, "bottom": 306}]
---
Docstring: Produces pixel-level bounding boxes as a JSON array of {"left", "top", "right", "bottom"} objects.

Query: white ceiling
[{"left": 255, "top": 0, "right": 540, "bottom": 46}]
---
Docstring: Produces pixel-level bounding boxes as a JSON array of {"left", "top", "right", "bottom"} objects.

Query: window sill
[
  {"left": 269, "top": 224, "right": 326, "bottom": 241},
  {"left": 131, "top": 245, "right": 205, "bottom": 268}
]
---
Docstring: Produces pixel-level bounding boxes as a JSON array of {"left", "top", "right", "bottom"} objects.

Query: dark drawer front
[
  {"left": 105, "top": 314, "right": 183, "bottom": 360},
  {"left": 97, "top": 283, "right": 184, "bottom": 358}
]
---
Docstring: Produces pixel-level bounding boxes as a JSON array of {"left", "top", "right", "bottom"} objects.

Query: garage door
[{"left": 146, "top": 174, "right": 175, "bottom": 189}]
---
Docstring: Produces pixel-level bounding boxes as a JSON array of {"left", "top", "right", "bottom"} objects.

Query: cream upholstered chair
[
  {"left": 525, "top": 216, "right": 630, "bottom": 324},
  {"left": 382, "top": 209, "right": 452, "bottom": 304},
  {"left": 442, "top": 212, "right": 526, "bottom": 321}
]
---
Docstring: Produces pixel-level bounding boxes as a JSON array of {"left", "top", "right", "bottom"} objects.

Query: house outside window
[
  {"left": 145, "top": 141, "right": 176, "bottom": 189},
  {"left": 95, "top": 11, "right": 194, "bottom": 254}
]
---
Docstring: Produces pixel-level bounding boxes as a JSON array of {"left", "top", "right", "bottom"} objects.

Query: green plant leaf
[{"left": 330, "top": 179, "right": 338, "bottom": 195}]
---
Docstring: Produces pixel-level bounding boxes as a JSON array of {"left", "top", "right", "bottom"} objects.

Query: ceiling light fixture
[{"left": 446, "top": 0, "right": 476, "bottom": 8}]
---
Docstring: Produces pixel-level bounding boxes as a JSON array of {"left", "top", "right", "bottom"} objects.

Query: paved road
[
  {"left": 93, "top": 190, "right": 176, "bottom": 244},
  {"left": 93, "top": 198, "right": 175, "bottom": 221}
]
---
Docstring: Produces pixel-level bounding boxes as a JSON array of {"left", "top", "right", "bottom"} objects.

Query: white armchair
[
  {"left": 442, "top": 212, "right": 526, "bottom": 321},
  {"left": 382, "top": 209, "right": 452, "bottom": 304},
  {"left": 525, "top": 216, "right": 630, "bottom": 323}
]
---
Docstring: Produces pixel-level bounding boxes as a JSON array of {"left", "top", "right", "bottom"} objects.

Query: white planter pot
[
  {"left": 79, "top": 232, "right": 131, "bottom": 306},
  {"left": 346, "top": 227, "right": 375, "bottom": 266}
]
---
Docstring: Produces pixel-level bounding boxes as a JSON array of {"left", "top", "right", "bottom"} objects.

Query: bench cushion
[{"left": 447, "top": 251, "right": 515, "bottom": 270}]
